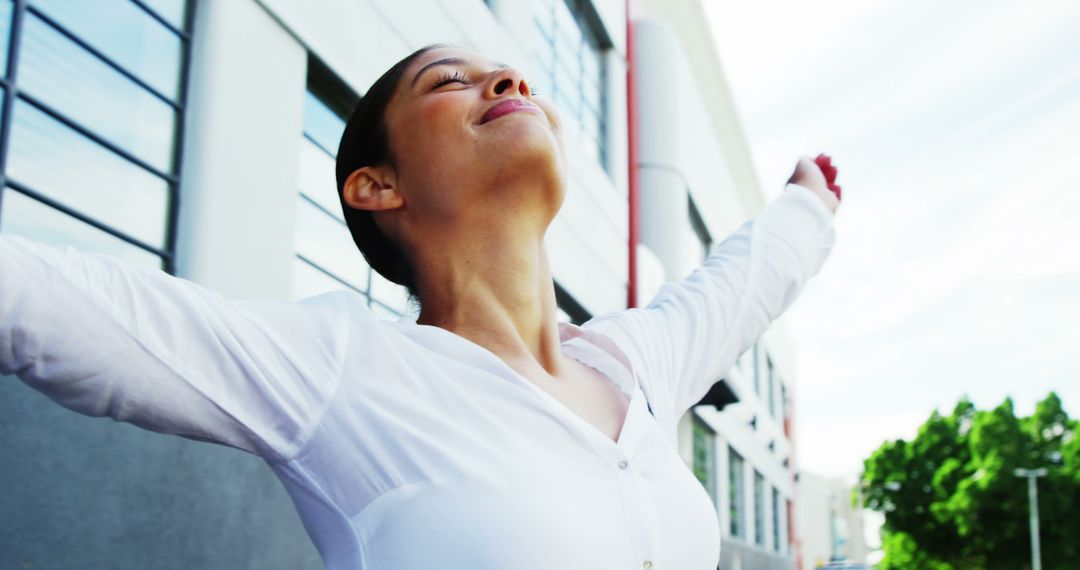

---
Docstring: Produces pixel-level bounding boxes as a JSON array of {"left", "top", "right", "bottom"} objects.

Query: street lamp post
[{"left": 1014, "top": 468, "right": 1048, "bottom": 570}]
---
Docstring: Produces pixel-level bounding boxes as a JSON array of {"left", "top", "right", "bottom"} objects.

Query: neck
[{"left": 412, "top": 221, "right": 564, "bottom": 375}]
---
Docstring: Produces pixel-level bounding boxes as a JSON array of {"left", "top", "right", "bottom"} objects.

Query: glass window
[
  {"left": 532, "top": 0, "right": 607, "bottom": 170},
  {"left": 29, "top": 0, "right": 185, "bottom": 99},
  {"left": 1, "top": 189, "right": 161, "bottom": 268},
  {"left": 0, "top": 0, "right": 13, "bottom": 77},
  {"left": 299, "top": 65, "right": 415, "bottom": 319},
  {"left": 728, "top": 446, "right": 745, "bottom": 538},
  {"left": 7, "top": 100, "right": 169, "bottom": 248},
  {"left": 772, "top": 487, "right": 782, "bottom": 552},
  {"left": 294, "top": 195, "right": 370, "bottom": 291},
  {"left": 298, "top": 136, "right": 342, "bottom": 220},
  {"left": 18, "top": 12, "right": 177, "bottom": 172},
  {"left": 753, "top": 470, "right": 766, "bottom": 546},
  {"left": 302, "top": 91, "right": 346, "bottom": 157},
  {"left": 292, "top": 257, "right": 360, "bottom": 302},
  {"left": 138, "top": 0, "right": 187, "bottom": 31},
  {"left": 693, "top": 419, "right": 717, "bottom": 505},
  {"left": 0, "top": 0, "right": 189, "bottom": 273}
]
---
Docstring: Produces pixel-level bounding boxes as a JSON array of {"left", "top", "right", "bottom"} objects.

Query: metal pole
[
  {"left": 1027, "top": 475, "right": 1042, "bottom": 570},
  {"left": 1015, "top": 468, "right": 1047, "bottom": 570}
]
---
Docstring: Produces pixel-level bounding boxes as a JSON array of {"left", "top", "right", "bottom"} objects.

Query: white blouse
[{"left": 1, "top": 183, "right": 835, "bottom": 569}]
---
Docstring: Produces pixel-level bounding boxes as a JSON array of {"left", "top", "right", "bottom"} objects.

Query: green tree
[{"left": 861, "top": 393, "right": 1079, "bottom": 570}]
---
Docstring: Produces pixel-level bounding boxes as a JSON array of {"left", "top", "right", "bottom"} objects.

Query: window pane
[
  {"left": 369, "top": 270, "right": 411, "bottom": 316},
  {"left": 754, "top": 470, "right": 766, "bottom": 546},
  {"left": 294, "top": 196, "right": 369, "bottom": 290},
  {"left": 729, "top": 447, "right": 744, "bottom": 538},
  {"left": 0, "top": 0, "right": 12, "bottom": 77},
  {"left": 582, "top": 75, "right": 602, "bottom": 115},
  {"left": 582, "top": 44, "right": 601, "bottom": 84},
  {"left": 303, "top": 91, "right": 346, "bottom": 157},
  {"left": 692, "top": 420, "right": 716, "bottom": 504},
  {"left": 0, "top": 189, "right": 161, "bottom": 268},
  {"left": 30, "top": 0, "right": 184, "bottom": 99},
  {"left": 292, "top": 256, "right": 357, "bottom": 301},
  {"left": 138, "top": 0, "right": 187, "bottom": 31},
  {"left": 772, "top": 487, "right": 782, "bottom": 552},
  {"left": 554, "top": 1, "right": 581, "bottom": 47},
  {"left": 533, "top": 0, "right": 554, "bottom": 35},
  {"left": 18, "top": 13, "right": 177, "bottom": 172},
  {"left": 7, "top": 100, "right": 169, "bottom": 247},
  {"left": 298, "top": 137, "right": 342, "bottom": 220},
  {"left": 532, "top": 39, "right": 554, "bottom": 76}
]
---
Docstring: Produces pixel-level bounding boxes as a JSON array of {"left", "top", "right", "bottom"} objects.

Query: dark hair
[{"left": 335, "top": 45, "right": 446, "bottom": 305}]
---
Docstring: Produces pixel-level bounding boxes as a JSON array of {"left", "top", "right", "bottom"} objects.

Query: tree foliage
[{"left": 861, "top": 393, "right": 1079, "bottom": 570}]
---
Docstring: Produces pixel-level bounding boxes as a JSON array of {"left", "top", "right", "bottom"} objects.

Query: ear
[{"left": 342, "top": 166, "right": 404, "bottom": 212}]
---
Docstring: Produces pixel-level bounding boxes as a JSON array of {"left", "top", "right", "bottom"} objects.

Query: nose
[{"left": 486, "top": 67, "right": 531, "bottom": 99}]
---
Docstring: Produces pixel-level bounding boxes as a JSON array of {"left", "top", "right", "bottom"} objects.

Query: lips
[{"left": 480, "top": 99, "right": 544, "bottom": 124}]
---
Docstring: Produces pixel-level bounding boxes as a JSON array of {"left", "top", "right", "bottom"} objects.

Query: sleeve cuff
[{"left": 782, "top": 182, "right": 837, "bottom": 249}]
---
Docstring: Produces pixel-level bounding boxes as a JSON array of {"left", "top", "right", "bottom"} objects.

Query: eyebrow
[{"left": 410, "top": 57, "right": 511, "bottom": 88}]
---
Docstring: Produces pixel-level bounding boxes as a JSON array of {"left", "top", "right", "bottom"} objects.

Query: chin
[{"left": 480, "top": 125, "right": 565, "bottom": 213}]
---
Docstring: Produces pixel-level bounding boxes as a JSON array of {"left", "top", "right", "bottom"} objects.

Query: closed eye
[{"left": 432, "top": 70, "right": 472, "bottom": 89}]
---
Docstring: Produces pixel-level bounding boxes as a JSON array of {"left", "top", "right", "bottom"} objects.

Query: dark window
[
  {"left": 728, "top": 446, "right": 745, "bottom": 538},
  {"left": 0, "top": 0, "right": 192, "bottom": 272},
  {"left": 692, "top": 416, "right": 717, "bottom": 504},
  {"left": 753, "top": 469, "right": 766, "bottom": 546},
  {"left": 554, "top": 280, "right": 591, "bottom": 325},
  {"left": 772, "top": 486, "right": 781, "bottom": 552},
  {"left": 688, "top": 196, "right": 712, "bottom": 260}
]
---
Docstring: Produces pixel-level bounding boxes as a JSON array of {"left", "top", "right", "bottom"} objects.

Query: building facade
[
  {"left": 796, "top": 472, "right": 874, "bottom": 569},
  {"left": 634, "top": 2, "right": 802, "bottom": 569},
  {"left": 0, "top": 0, "right": 802, "bottom": 568}
]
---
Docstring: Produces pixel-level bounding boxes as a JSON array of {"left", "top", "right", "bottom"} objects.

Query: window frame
[{"left": 0, "top": 0, "right": 194, "bottom": 273}]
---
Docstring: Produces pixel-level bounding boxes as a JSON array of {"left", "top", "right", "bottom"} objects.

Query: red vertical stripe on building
[{"left": 625, "top": 0, "right": 639, "bottom": 309}]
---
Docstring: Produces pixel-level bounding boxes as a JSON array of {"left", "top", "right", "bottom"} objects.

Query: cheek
[{"left": 398, "top": 98, "right": 476, "bottom": 169}]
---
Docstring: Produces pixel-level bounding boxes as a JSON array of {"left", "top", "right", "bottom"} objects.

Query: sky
[{"left": 703, "top": 0, "right": 1080, "bottom": 479}]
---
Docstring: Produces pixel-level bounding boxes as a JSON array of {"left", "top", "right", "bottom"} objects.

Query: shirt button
[
  {"left": 643, "top": 561, "right": 653, "bottom": 569},
  {"left": 618, "top": 460, "right": 629, "bottom": 470}
]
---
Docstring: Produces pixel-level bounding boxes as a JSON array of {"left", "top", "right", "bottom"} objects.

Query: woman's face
[{"left": 380, "top": 46, "right": 565, "bottom": 235}]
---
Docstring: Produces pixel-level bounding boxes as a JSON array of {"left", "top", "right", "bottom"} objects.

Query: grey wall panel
[{"left": 1, "top": 376, "right": 321, "bottom": 570}]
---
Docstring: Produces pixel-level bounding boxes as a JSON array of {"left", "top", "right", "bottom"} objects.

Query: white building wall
[{"left": 176, "top": 0, "right": 306, "bottom": 300}]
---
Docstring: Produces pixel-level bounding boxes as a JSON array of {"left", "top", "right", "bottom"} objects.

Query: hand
[{"left": 787, "top": 154, "right": 841, "bottom": 214}]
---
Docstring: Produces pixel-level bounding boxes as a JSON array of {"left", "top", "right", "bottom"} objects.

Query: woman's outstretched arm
[
  {"left": 0, "top": 236, "right": 356, "bottom": 462},
  {"left": 583, "top": 158, "right": 838, "bottom": 429}
]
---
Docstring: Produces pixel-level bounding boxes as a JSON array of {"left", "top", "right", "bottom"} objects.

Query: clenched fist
[{"left": 787, "top": 153, "right": 841, "bottom": 214}]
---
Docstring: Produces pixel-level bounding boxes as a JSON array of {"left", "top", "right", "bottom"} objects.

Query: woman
[{"left": 1, "top": 45, "right": 839, "bottom": 569}]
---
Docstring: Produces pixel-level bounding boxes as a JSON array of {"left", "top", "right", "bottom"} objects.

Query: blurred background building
[
  {"left": 796, "top": 472, "right": 876, "bottom": 569},
  {"left": 0, "top": 0, "right": 804, "bottom": 568}
]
